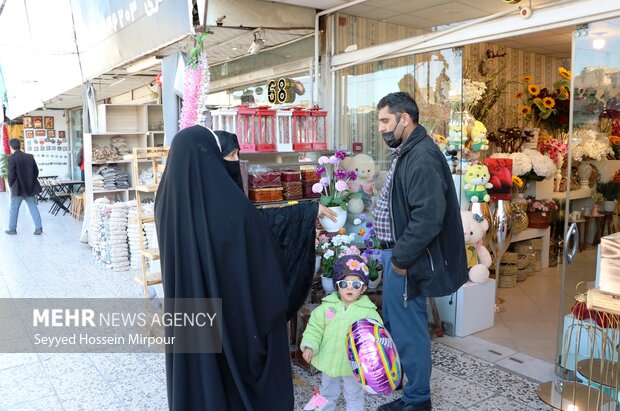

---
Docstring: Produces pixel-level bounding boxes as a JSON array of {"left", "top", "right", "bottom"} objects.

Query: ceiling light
[
  {"left": 109, "top": 77, "right": 126, "bottom": 87},
  {"left": 593, "top": 38, "right": 606, "bottom": 50},
  {"left": 126, "top": 56, "right": 161, "bottom": 73},
  {"left": 248, "top": 32, "right": 264, "bottom": 55}
]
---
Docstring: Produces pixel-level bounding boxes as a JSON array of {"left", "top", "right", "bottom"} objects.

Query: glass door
[{"left": 540, "top": 19, "right": 620, "bottom": 410}]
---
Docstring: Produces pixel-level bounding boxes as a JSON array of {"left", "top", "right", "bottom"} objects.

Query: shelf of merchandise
[
  {"left": 130, "top": 146, "right": 168, "bottom": 299},
  {"left": 83, "top": 104, "right": 163, "bottom": 237}
]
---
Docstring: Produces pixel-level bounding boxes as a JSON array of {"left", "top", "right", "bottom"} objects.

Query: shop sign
[{"left": 71, "top": 0, "right": 193, "bottom": 80}]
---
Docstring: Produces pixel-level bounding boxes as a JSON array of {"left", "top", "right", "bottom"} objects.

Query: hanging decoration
[{"left": 179, "top": 33, "right": 211, "bottom": 130}]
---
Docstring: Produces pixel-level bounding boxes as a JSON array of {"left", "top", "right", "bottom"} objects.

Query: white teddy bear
[
  {"left": 461, "top": 210, "right": 493, "bottom": 283},
  {"left": 341, "top": 154, "right": 376, "bottom": 216}
]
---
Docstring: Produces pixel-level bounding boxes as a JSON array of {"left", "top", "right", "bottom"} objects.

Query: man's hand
[
  {"left": 318, "top": 204, "right": 338, "bottom": 222},
  {"left": 391, "top": 263, "right": 407, "bottom": 276},
  {"left": 302, "top": 347, "right": 314, "bottom": 363}
]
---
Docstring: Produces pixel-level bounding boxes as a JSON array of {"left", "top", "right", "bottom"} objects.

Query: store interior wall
[
  {"left": 463, "top": 42, "right": 570, "bottom": 132},
  {"left": 23, "top": 109, "right": 70, "bottom": 179}
]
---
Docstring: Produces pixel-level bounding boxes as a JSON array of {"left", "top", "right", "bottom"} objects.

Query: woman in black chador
[{"left": 155, "top": 125, "right": 334, "bottom": 410}]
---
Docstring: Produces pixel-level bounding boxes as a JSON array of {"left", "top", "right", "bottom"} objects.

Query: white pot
[
  {"left": 604, "top": 200, "right": 617, "bottom": 213},
  {"left": 577, "top": 163, "right": 592, "bottom": 188},
  {"left": 368, "top": 269, "right": 383, "bottom": 289},
  {"left": 319, "top": 206, "right": 348, "bottom": 233},
  {"left": 321, "top": 275, "right": 335, "bottom": 294}
]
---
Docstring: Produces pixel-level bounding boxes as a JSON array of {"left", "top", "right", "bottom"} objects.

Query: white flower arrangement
[
  {"left": 490, "top": 149, "right": 555, "bottom": 180},
  {"left": 571, "top": 129, "right": 613, "bottom": 162},
  {"left": 463, "top": 79, "right": 487, "bottom": 112}
]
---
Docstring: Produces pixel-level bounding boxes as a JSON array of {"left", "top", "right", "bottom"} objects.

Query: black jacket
[
  {"left": 389, "top": 125, "right": 468, "bottom": 298},
  {"left": 8, "top": 150, "right": 42, "bottom": 197}
]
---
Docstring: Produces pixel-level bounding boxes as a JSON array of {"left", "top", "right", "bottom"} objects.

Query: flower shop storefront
[{"left": 325, "top": 3, "right": 620, "bottom": 393}]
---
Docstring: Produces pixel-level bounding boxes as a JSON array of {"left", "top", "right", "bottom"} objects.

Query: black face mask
[
  {"left": 381, "top": 114, "right": 404, "bottom": 148},
  {"left": 224, "top": 160, "right": 244, "bottom": 191}
]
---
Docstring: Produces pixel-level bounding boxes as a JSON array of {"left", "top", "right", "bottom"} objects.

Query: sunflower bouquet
[{"left": 516, "top": 67, "right": 571, "bottom": 134}]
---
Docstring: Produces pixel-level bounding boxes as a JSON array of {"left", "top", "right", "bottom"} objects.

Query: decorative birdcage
[
  {"left": 309, "top": 108, "right": 327, "bottom": 150},
  {"left": 292, "top": 108, "right": 311, "bottom": 151},
  {"left": 237, "top": 106, "right": 276, "bottom": 152},
  {"left": 210, "top": 107, "right": 238, "bottom": 134},
  {"left": 275, "top": 109, "right": 293, "bottom": 152}
]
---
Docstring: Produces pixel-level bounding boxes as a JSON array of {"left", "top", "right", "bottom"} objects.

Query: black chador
[{"left": 155, "top": 125, "right": 317, "bottom": 410}]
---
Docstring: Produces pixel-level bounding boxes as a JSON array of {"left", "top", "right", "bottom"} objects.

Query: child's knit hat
[{"left": 332, "top": 255, "right": 370, "bottom": 286}]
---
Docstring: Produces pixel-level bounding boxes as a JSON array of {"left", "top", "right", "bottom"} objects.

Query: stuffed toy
[
  {"left": 341, "top": 154, "right": 376, "bottom": 214},
  {"left": 448, "top": 123, "right": 463, "bottom": 154},
  {"left": 463, "top": 164, "right": 492, "bottom": 203},
  {"left": 470, "top": 121, "right": 489, "bottom": 152},
  {"left": 461, "top": 211, "right": 492, "bottom": 283}
]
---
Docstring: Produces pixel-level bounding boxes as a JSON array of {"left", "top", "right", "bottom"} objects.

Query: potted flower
[
  {"left": 597, "top": 181, "right": 620, "bottom": 212},
  {"left": 355, "top": 214, "right": 384, "bottom": 288},
  {"left": 316, "top": 233, "right": 360, "bottom": 293},
  {"left": 312, "top": 150, "right": 361, "bottom": 232},
  {"left": 526, "top": 196, "right": 558, "bottom": 228}
]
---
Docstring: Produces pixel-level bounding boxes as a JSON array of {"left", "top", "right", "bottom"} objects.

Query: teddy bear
[
  {"left": 340, "top": 154, "right": 376, "bottom": 215},
  {"left": 463, "top": 164, "right": 492, "bottom": 203},
  {"left": 470, "top": 121, "right": 489, "bottom": 152},
  {"left": 461, "top": 211, "right": 492, "bottom": 283}
]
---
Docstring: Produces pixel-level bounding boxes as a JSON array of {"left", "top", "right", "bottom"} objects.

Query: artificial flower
[
  {"left": 528, "top": 84, "right": 541, "bottom": 96},
  {"left": 542, "top": 97, "right": 555, "bottom": 109},
  {"left": 346, "top": 258, "right": 363, "bottom": 271},
  {"left": 526, "top": 196, "right": 559, "bottom": 213},
  {"left": 520, "top": 105, "right": 531, "bottom": 115},
  {"left": 571, "top": 129, "right": 614, "bottom": 162},
  {"left": 318, "top": 156, "right": 329, "bottom": 165},
  {"left": 313, "top": 151, "right": 361, "bottom": 210},
  {"left": 335, "top": 180, "right": 348, "bottom": 192},
  {"left": 515, "top": 91, "right": 524, "bottom": 99},
  {"left": 558, "top": 67, "right": 571, "bottom": 80},
  {"left": 358, "top": 229, "right": 366, "bottom": 236},
  {"left": 521, "top": 75, "right": 532, "bottom": 83},
  {"left": 512, "top": 175, "right": 524, "bottom": 188}
]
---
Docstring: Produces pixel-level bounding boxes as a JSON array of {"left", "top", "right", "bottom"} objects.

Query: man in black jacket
[
  {"left": 374, "top": 93, "right": 468, "bottom": 411},
  {"left": 6, "top": 138, "right": 43, "bottom": 235}
]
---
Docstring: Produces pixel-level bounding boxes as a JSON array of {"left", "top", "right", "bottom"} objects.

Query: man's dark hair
[
  {"left": 9, "top": 138, "right": 20, "bottom": 150},
  {"left": 377, "top": 92, "right": 419, "bottom": 124}
]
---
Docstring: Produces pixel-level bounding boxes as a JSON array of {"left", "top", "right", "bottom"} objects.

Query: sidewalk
[{"left": 0, "top": 192, "right": 552, "bottom": 410}]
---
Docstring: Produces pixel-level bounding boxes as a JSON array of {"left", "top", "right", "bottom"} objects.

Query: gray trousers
[{"left": 319, "top": 372, "right": 365, "bottom": 411}]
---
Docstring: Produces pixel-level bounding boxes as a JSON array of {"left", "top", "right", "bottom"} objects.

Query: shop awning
[{"left": 0, "top": 0, "right": 194, "bottom": 119}]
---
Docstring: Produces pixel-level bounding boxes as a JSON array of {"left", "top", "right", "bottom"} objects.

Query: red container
[
  {"left": 301, "top": 169, "right": 320, "bottom": 182},
  {"left": 281, "top": 169, "right": 301, "bottom": 182},
  {"left": 248, "top": 171, "right": 281, "bottom": 188},
  {"left": 249, "top": 187, "right": 283, "bottom": 203},
  {"left": 282, "top": 181, "right": 303, "bottom": 200}
]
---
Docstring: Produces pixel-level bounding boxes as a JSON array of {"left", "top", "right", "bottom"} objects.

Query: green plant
[
  {"left": 0, "top": 154, "right": 8, "bottom": 180},
  {"left": 597, "top": 181, "right": 620, "bottom": 201}
]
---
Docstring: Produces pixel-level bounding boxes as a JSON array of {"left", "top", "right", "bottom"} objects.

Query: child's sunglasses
[{"left": 336, "top": 280, "right": 364, "bottom": 290}]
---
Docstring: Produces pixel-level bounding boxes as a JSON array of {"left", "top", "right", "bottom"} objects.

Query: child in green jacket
[{"left": 301, "top": 255, "right": 383, "bottom": 411}]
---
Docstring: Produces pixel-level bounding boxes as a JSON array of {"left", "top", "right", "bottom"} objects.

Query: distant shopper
[
  {"left": 76, "top": 147, "right": 84, "bottom": 181},
  {"left": 6, "top": 138, "right": 43, "bottom": 235}
]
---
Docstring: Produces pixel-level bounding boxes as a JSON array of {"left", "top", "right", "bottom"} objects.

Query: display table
[{"left": 510, "top": 227, "right": 551, "bottom": 269}]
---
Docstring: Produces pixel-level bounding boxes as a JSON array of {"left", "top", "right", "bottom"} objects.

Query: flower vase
[
  {"left": 604, "top": 200, "right": 617, "bottom": 213},
  {"left": 577, "top": 163, "right": 592, "bottom": 188},
  {"left": 490, "top": 200, "right": 513, "bottom": 259},
  {"left": 321, "top": 275, "right": 335, "bottom": 294},
  {"left": 319, "top": 206, "right": 347, "bottom": 233},
  {"left": 368, "top": 269, "right": 383, "bottom": 289}
]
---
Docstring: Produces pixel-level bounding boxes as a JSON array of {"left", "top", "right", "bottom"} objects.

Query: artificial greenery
[
  {"left": 0, "top": 154, "right": 8, "bottom": 179},
  {"left": 597, "top": 181, "right": 620, "bottom": 201}
]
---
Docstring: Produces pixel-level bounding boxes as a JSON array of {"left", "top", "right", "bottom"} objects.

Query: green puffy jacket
[{"left": 300, "top": 293, "right": 383, "bottom": 377}]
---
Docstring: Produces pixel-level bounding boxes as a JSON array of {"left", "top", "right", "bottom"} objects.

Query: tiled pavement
[{"left": 0, "top": 192, "right": 553, "bottom": 410}]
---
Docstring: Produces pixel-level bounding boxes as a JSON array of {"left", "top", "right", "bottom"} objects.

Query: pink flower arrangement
[
  {"left": 526, "top": 196, "right": 559, "bottom": 213},
  {"left": 311, "top": 150, "right": 361, "bottom": 210},
  {"left": 538, "top": 139, "right": 568, "bottom": 163},
  {"left": 179, "top": 34, "right": 211, "bottom": 130}
]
